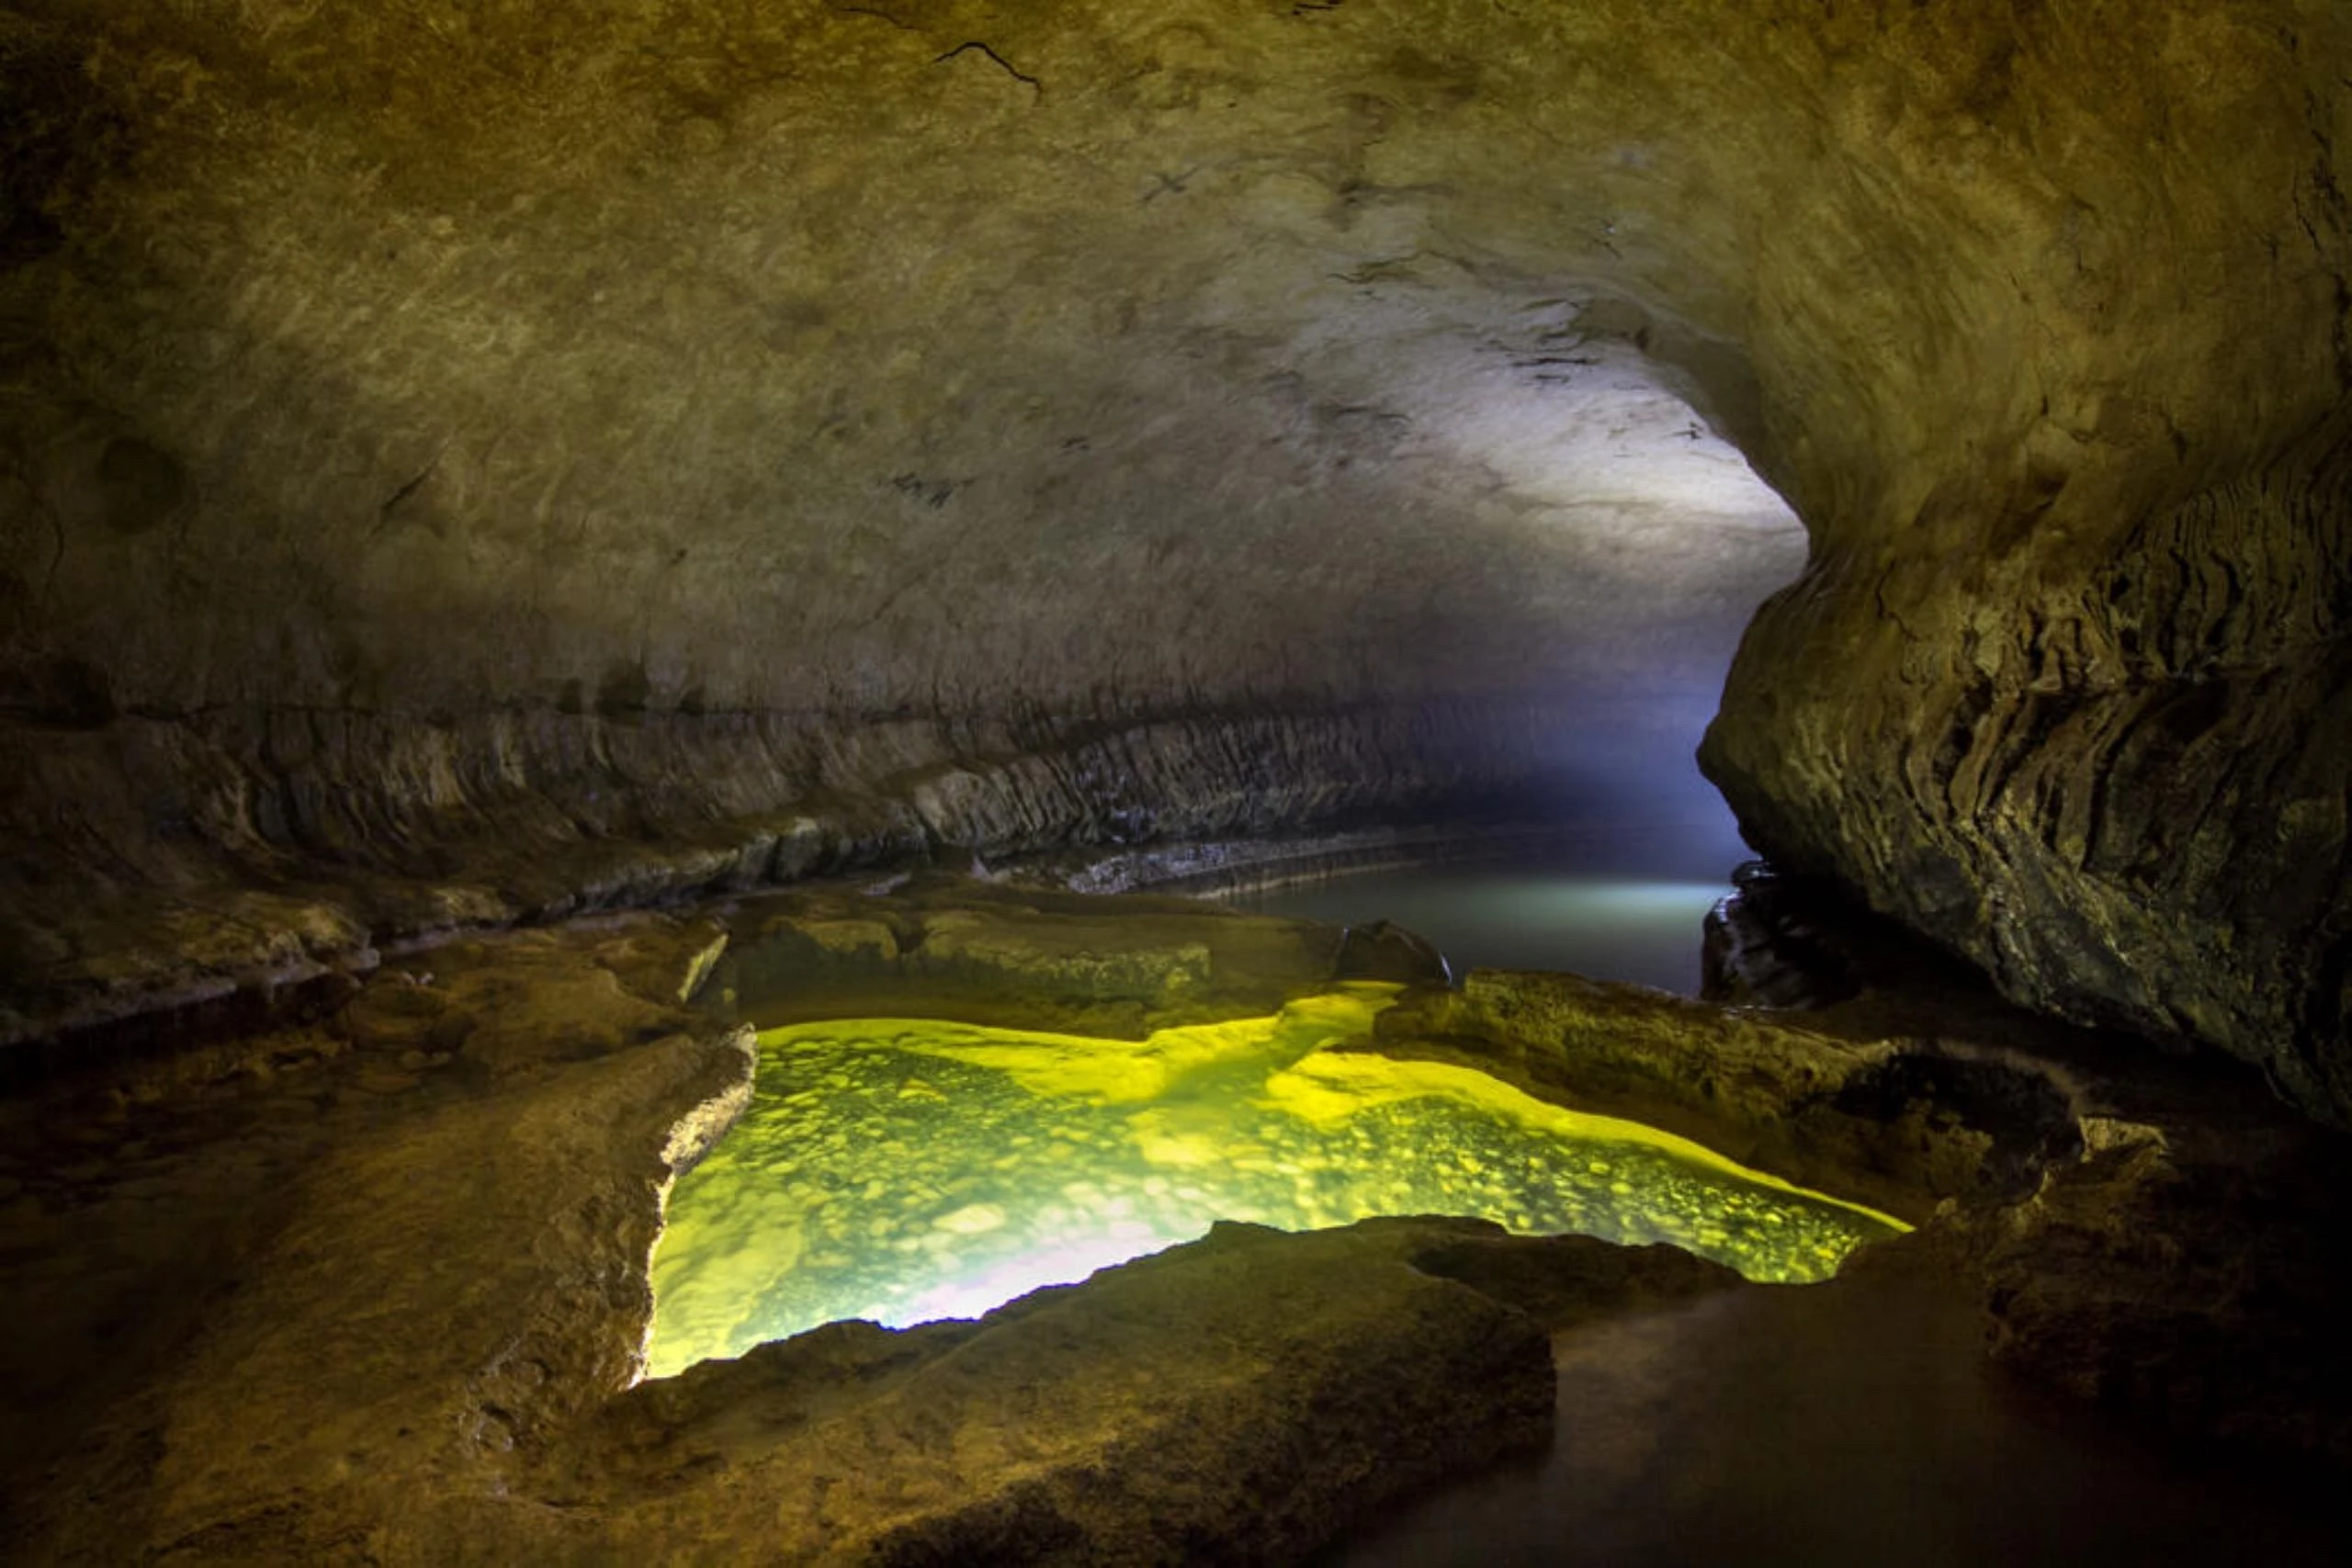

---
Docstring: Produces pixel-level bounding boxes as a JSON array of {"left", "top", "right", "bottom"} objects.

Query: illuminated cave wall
[{"left": 3, "top": 2, "right": 2349, "bottom": 1116}]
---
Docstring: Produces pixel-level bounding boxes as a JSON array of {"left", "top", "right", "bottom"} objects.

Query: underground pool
[{"left": 643, "top": 985, "right": 1905, "bottom": 1378}]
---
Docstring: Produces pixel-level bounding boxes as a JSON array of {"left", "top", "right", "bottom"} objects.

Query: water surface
[
  {"left": 1216, "top": 827, "right": 1740, "bottom": 993},
  {"left": 644, "top": 987, "right": 1903, "bottom": 1376}
]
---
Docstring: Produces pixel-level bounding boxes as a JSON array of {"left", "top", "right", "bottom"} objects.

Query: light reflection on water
[{"left": 643, "top": 987, "right": 1905, "bottom": 1378}]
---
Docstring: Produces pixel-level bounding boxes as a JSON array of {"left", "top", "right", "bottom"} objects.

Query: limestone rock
[
  {"left": 720, "top": 876, "right": 1356, "bottom": 1037},
  {"left": 7, "top": 888, "right": 2352, "bottom": 1562},
  {"left": 1380, "top": 970, "right": 2079, "bottom": 1221},
  {"left": 0, "top": 907, "right": 1758, "bottom": 1564},
  {"left": 0, "top": 914, "right": 760, "bottom": 1561},
  {"left": 561, "top": 1219, "right": 1581, "bottom": 1567},
  {"left": 1378, "top": 964, "right": 2352, "bottom": 1463},
  {"left": 1334, "top": 917, "right": 1453, "bottom": 987},
  {"left": 917, "top": 909, "right": 1211, "bottom": 999}
]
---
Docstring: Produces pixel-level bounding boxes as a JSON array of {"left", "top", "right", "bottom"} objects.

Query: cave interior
[{"left": 4, "top": 2, "right": 2351, "bottom": 1562}]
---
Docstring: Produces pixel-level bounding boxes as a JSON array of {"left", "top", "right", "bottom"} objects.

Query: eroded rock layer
[
  {"left": 1706, "top": 445, "right": 2352, "bottom": 1120},
  {"left": 1683, "top": 9, "right": 2352, "bottom": 1116},
  {"left": 0, "top": 697, "right": 1573, "bottom": 1042}
]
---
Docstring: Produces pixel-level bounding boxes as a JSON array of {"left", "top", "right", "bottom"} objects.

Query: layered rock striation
[
  {"left": 1700, "top": 21, "right": 2352, "bottom": 1120},
  {"left": 0, "top": 697, "right": 1577, "bottom": 1042}
]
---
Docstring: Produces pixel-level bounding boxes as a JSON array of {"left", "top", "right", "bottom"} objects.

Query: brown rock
[
  {"left": 1334, "top": 918, "right": 1453, "bottom": 987},
  {"left": 1375, "top": 964, "right": 2352, "bottom": 1464}
]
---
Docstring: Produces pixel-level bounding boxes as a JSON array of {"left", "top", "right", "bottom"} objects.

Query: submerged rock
[{"left": 720, "top": 875, "right": 1358, "bottom": 1036}]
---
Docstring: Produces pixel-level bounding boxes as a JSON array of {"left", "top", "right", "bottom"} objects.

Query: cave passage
[
  {"left": 643, "top": 987, "right": 1905, "bottom": 1378},
  {"left": 1216, "top": 819, "right": 1755, "bottom": 993},
  {"left": 1235, "top": 870, "right": 1729, "bottom": 994}
]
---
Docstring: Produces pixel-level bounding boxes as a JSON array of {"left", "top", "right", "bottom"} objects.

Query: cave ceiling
[{"left": 3, "top": 0, "right": 1815, "bottom": 722}]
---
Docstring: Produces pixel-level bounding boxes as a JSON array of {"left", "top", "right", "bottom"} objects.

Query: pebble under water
[{"left": 644, "top": 987, "right": 1905, "bottom": 1378}]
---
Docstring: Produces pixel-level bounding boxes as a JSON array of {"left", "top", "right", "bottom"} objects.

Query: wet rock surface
[
  {"left": 0, "top": 909, "right": 754, "bottom": 1560},
  {"left": 1333, "top": 918, "right": 1453, "bottom": 988},
  {"left": 721, "top": 873, "right": 1360, "bottom": 1036},
  {"left": 1384, "top": 964, "right": 2352, "bottom": 1467},
  {"left": 564, "top": 1220, "right": 1617, "bottom": 1568},
  {"left": 0, "top": 888, "right": 1756, "bottom": 1564},
  {"left": 1379, "top": 973, "right": 2074, "bottom": 1223},
  {"left": 4, "top": 884, "right": 2348, "bottom": 1563}
]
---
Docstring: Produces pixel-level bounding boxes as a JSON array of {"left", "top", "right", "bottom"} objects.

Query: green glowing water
[{"left": 644, "top": 987, "right": 1906, "bottom": 1377}]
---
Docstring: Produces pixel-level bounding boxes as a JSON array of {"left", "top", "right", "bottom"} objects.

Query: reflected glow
[{"left": 644, "top": 987, "right": 1907, "bottom": 1377}]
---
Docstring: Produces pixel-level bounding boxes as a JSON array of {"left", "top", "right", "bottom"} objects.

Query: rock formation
[
  {"left": 3, "top": 7, "right": 2347, "bottom": 1100},
  {"left": 1695, "top": 6, "right": 2352, "bottom": 1122},
  {"left": 1378, "top": 964, "right": 2352, "bottom": 1466}
]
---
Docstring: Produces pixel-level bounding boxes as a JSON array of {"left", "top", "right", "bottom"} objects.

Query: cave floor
[{"left": 5, "top": 878, "right": 2352, "bottom": 1562}]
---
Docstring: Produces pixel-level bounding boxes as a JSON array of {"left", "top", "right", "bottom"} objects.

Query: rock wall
[
  {"left": 0, "top": 697, "right": 1578, "bottom": 1041},
  {"left": 1699, "top": 15, "right": 2352, "bottom": 1122},
  {"left": 1, "top": 0, "right": 1807, "bottom": 1035},
  {"left": 1706, "top": 448, "right": 2352, "bottom": 1122}
]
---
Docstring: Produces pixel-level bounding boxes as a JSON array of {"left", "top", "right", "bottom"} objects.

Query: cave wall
[
  {"left": 1, "top": 0, "right": 1807, "bottom": 724},
  {"left": 3, "top": 0, "right": 2349, "bottom": 1112},
  {"left": 1697, "top": 9, "right": 2352, "bottom": 1122}
]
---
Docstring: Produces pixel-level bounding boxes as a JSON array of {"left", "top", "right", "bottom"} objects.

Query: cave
[{"left": 4, "top": 2, "right": 2351, "bottom": 1562}]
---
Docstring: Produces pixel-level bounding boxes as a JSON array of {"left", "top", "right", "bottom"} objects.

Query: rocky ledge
[
  {"left": 0, "top": 700, "right": 1574, "bottom": 1062},
  {"left": 1375, "top": 958, "right": 2352, "bottom": 1461},
  {"left": 0, "top": 884, "right": 1710, "bottom": 1563}
]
